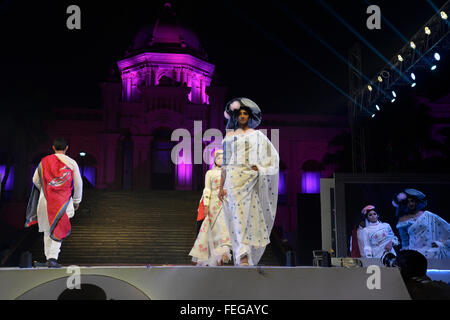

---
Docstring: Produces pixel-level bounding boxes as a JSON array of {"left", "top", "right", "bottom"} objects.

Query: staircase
[{"left": 28, "top": 190, "right": 281, "bottom": 266}]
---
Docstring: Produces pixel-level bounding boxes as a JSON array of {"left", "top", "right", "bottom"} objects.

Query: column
[
  {"left": 126, "top": 76, "right": 132, "bottom": 102},
  {"left": 151, "top": 66, "right": 158, "bottom": 86},
  {"left": 201, "top": 77, "right": 210, "bottom": 105},
  {"left": 121, "top": 74, "right": 127, "bottom": 102},
  {"left": 181, "top": 67, "right": 187, "bottom": 85},
  {"left": 145, "top": 69, "right": 151, "bottom": 87}
]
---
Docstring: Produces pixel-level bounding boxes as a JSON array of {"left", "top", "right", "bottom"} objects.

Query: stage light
[
  {"left": 397, "top": 54, "right": 403, "bottom": 62},
  {"left": 411, "top": 82, "right": 416, "bottom": 87},
  {"left": 367, "top": 85, "right": 373, "bottom": 91},
  {"left": 371, "top": 114, "right": 375, "bottom": 118},
  {"left": 434, "top": 53, "right": 440, "bottom": 61},
  {"left": 377, "top": 76, "right": 383, "bottom": 82},
  {"left": 410, "top": 72, "right": 416, "bottom": 80},
  {"left": 391, "top": 98, "right": 396, "bottom": 103},
  {"left": 410, "top": 41, "right": 416, "bottom": 49},
  {"left": 425, "top": 27, "right": 431, "bottom": 35},
  {"left": 80, "top": 152, "right": 86, "bottom": 157},
  {"left": 392, "top": 91, "right": 397, "bottom": 98},
  {"left": 431, "top": 65, "right": 437, "bottom": 70},
  {"left": 441, "top": 11, "right": 448, "bottom": 20},
  {"left": 375, "top": 104, "right": 380, "bottom": 111}
]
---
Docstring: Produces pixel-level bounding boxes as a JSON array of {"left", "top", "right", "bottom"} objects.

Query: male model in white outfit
[{"left": 28, "top": 138, "right": 83, "bottom": 267}]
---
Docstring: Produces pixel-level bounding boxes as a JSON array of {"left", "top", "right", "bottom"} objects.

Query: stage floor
[{"left": 0, "top": 264, "right": 414, "bottom": 300}]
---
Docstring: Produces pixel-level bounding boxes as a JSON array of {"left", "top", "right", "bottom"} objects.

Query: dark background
[{"left": 0, "top": 0, "right": 448, "bottom": 114}]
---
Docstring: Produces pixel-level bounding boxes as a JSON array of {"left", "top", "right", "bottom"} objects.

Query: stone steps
[{"left": 28, "top": 190, "right": 280, "bottom": 266}]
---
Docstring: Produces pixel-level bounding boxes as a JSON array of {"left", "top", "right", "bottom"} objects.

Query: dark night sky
[{"left": 0, "top": 0, "right": 448, "bottom": 115}]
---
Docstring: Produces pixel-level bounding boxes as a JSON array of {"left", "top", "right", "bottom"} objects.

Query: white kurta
[
  {"left": 189, "top": 167, "right": 232, "bottom": 266},
  {"left": 396, "top": 211, "right": 450, "bottom": 259},
  {"left": 221, "top": 130, "right": 279, "bottom": 266},
  {"left": 361, "top": 221, "right": 399, "bottom": 258},
  {"left": 32, "top": 153, "right": 83, "bottom": 233}
]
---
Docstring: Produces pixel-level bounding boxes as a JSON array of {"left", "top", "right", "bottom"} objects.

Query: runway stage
[{"left": 0, "top": 264, "right": 414, "bottom": 300}]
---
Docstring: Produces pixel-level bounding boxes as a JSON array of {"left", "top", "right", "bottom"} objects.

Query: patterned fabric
[
  {"left": 396, "top": 211, "right": 450, "bottom": 259},
  {"left": 25, "top": 185, "right": 40, "bottom": 227},
  {"left": 221, "top": 130, "right": 279, "bottom": 266},
  {"left": 39, "top": 154, "right": 73, "bottom": 242},
  {"left": 189, "top": 168, "right": 232, "bottom": 266},
  {"left": 361, "top": 222, "right": 398, "bottom": 258}
]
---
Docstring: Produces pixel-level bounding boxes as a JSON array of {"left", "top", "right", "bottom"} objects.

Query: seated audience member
[{"left": 396, "top": 250, "right": 450, "bottom": 300}]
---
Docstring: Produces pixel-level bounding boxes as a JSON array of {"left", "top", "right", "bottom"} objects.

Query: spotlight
[
  {"left": 371, "top": 114, "right": 375, "bottom": 118},
  {"left": 411, "top": 82, "right": 416, "bottom": 87},
  {"left": 392, "top": 91, "right": 397, "bottom": 98},
  {"left": 391, "top": 98, "right": 396, "bottom": 103},
  {"left": 375, "top": 104, "right": 380, "bottom": 111},
  {"left": 368, "top": 85, "right": 373, "bottom": 91},
  {"left": 377, "top": 76, "right": 383, "bottom": 82},
  {"left": 441, "top": 11, "right": 448, "bottom": 20},
  {"left": 434, "top": 53, "right": 440, "bottom": 61},
  {"left": 80, "top": 152, "right": 86, "bottom": 157},
  {"left": 410, "top": 41, "right": 416, "bottom": 49},
  {"left": 425, "top": 27, "right": 431, "bottom": 35},
  {"left": 431, "top": 65, "right": 437, "bottom": 70},
  {"left": 398, "top": 55, "right": 404, "bottom": 62}
]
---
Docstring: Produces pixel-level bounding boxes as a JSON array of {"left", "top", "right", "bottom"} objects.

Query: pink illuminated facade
[{"left": 95, "top": 3, "right": 227, "bottom": 191}]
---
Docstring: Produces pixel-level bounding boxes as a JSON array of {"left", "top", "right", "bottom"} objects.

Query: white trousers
[{"left": 43, "top": 231, "right": 62, "bottom": 260}]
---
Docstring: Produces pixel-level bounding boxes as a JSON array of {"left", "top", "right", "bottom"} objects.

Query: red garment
[
  {"left": 351, "top": 228, "right": 361, "bottom": 258},
  {"left": 197, "top": 199, "right": 205, "bottom": 221},
  {"left": 40, "top": 154, "right": 73, "bottom": 242}
]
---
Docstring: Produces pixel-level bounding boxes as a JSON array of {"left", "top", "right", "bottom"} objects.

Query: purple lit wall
[
  {"left": 0, "top": 166, "right": 15, "bottom": 191},
  {"left": 301, "top": 171, "right": 320, "bottom": 194},
  {"left": 278, "top": 171, "right": 287, "bottom": 195},
  {"left": 175, "top": 150, "right": 192, "bottom": 188},
  {"left": 83, "top": 167, "right": 97, "bottom": 187},
  {"left": 117, "top": 53, "right": 214, "bottom": 104}
]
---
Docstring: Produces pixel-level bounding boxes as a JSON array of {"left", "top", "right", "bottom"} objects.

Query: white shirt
[{"left": 362, "top": 221, "right": 398, "bottom": 258}]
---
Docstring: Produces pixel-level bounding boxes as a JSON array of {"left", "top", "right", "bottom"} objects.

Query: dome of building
[{"left": 126, "top": 3, "right": 207, "bottom": 60}]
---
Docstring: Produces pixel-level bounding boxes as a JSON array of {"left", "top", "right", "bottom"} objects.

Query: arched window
[{"left": 157, "top": 75, "right": 174, "bottom": 86}]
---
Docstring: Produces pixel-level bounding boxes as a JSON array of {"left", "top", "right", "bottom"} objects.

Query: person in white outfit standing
[
  {"left": 26, "top": 138, "right": 83, "bottom": 268},
  {"left": 189, "top": 149, "right": 232, "bottom": 266},
  {"left": 360, "top": 205, "right": 399, "bottom": 258},
  {"left": 219, "top": 98, "right": 279, "bottom": 266}
]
